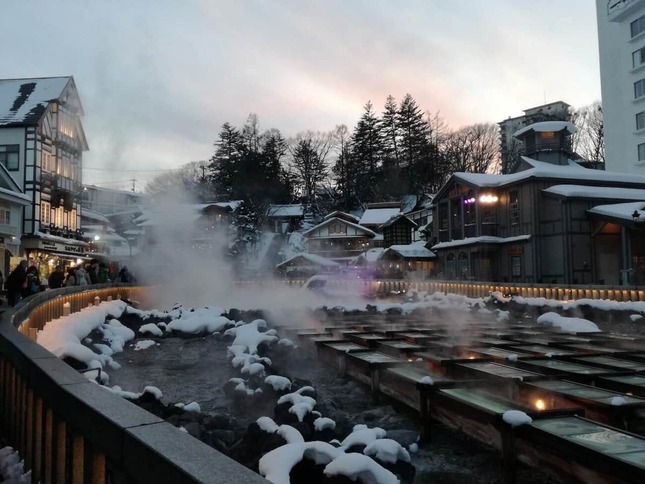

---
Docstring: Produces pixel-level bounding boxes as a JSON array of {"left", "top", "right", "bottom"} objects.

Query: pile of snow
[
  {"left": 502, "top": 410, "right": 532, "bottom": 427},
  {"left": 37, "top": 300, "right": 132, "bottom": 381},
  {"left": 165, "top": 307, "right": 232, "bottom": 334},
  {"left": 230, "top": 320, "right": 279, "bottom": 354},
  {"left": 536, "top": 312, "right": 600, "bottom": 333},
  {"left": 0, "top": 446, "right": 30, "bottom": 483},
  {"left": 132, "top": 340, "right": 157, "bottom": 351}
]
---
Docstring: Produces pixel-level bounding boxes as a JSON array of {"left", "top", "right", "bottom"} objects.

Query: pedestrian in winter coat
[
  {"left": 65, "top": 268, "right": 76, "bottom": 287},
  {"left": 6, "top": 260, "right": 28, "bottom": 306},
  {"left": 23, "top": 266, "right": 41, "bottom": 298},
  {"left": 75, "top": 266, "right": 89, "bottom": 285},
  {"left": 48, "top": 265, "right": 65, "bottom": 289},
  {"left": 97, "top": 262, "right": 110, "bottom": 283}
]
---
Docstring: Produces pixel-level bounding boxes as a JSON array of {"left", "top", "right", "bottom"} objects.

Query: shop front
[{"left": 20, "top": 235, "right": 90, "bottom": 288}]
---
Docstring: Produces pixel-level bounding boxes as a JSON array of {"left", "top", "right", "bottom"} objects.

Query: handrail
[
  {"left": 246, "top": 278, "right": 645, "bottom": 303},
  {"left": 0, "top": 284, "right": 268, "bottom": 483}
]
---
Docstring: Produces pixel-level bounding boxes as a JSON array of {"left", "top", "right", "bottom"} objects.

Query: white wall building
[
  {"left": 0, "top": 76, "right": 88, "bottom": 276},
  {"left": 597, "top": 0, "right": 645, "bottom": 174}
]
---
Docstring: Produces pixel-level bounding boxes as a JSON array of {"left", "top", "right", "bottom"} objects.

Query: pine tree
[
  {"left": 350, "top": 101, "right": 383, "bottom": 203},
  {"left": 397, "top": 94, "right": 434, "bottom": 197},
  {"left": 331, "top": 124, "right": 355, "bottom": 211},
  {"left": 207, "top": 122, "right": 244, "bottom": 199}
]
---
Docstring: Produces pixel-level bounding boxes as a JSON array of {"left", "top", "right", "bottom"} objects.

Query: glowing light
[
  {"left": 76, "top": 259, "right": 83, "bottom": 265},
  {"left": 463, "top": 197, "right": 476, "bottom": 205},
  {"left": 94, "top": 235, "right": 100, "bottom": 241},
  {"left": 479, "top": 194, "right": 499, "bottom": 204},
  {"left": 534, "top": 399, "right": 546, "bottom": 411}
]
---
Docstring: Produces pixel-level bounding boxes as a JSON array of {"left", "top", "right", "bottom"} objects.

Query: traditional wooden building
[
  {"left": 381, "top": 214, "right": 417, "bottom": 247},
  {"left": 0, "top": 76, "right": 89, "bottom": 276},
  {"left": 431, "top": 121, "right": 645, "bottom": 285},
  {"left": 302, "top": 212, "right": 376, "bottom": 262}
]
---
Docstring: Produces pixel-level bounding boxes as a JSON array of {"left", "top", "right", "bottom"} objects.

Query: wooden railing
[
  {"left": 272, "top": 278, "right": 645, "bottom": 302},
  {"left": 0, "top": 284, "right": 268, "bottom": 484}
]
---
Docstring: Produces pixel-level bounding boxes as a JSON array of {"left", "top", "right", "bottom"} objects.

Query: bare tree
[
  {"left": 443, "top": 122, "right": 500, "bottom": 174},
  {"left": 145, "top": 161, "right": 212, "bottom": 202},
  {"left": 288, "top": 130, "right": 333, "bottom": 204},
  {"left": 571, "top": 101, "right": 605, "bottom": 165}
]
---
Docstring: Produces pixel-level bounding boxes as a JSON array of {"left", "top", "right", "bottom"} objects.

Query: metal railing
[{"left": 0, "top": 284, "right": 267, "bottom": 484}]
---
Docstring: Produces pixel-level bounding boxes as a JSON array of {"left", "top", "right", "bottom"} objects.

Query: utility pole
[{"left": 130, "top": 178, "right": 136, "bottom": 192}]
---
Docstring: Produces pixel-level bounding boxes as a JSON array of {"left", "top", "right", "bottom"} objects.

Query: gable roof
[
  {"left": 324, "top": 210, "right": 360, "bottom": 223},
  {"left": 276, "top": 252, "right": 340, "bottom": 269},
  {"left": 380, "top": 242, "right": 435, "bottom": 259},
  {"left": 434, "top": 157, "right": 645, "bottom": 202},
  {"left": 302, "top": 216, "right": 376, "bottom": 238},
  {"left": 380, "top": 214, "right": 418, "bottom": 229},
  {"left": 0, "top": 76, "right": 72, "bottom": 126}
]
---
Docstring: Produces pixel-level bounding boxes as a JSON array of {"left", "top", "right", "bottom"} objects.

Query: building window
[
  {"left": 41, "top": 201, "right": 51, "bottom": 225},
  {"left": 0, "top": 145, "right": 19, "bottom": 171},
  {"left": 634, "top": 47, "right": 645, "bottom": 68},
  {"left": 632, "top": 14, "right": 645, "bottom": 38},
  {"left": 511, "top": 256, "right": 522, "bottom": 277},
  {"left": 639, "top": 143, "right": 645, "bottom": 161},
  {"left": 0, "top": 202, "right": 10, "bottom": 225},
  {"left": 638, "top": 112, "right": 645, "bottom": 131},
  {"left": 328, "top": 223, "right": 346, "bottom": 235},
  {"left": 509, "top": 190, "right": 520, "bottom": 225},
  {"left": 42, "top": 149, "right": 54, "bottom": 172},
  {"left": 635, "top": 79, "right": 645, "bottom": 99}
]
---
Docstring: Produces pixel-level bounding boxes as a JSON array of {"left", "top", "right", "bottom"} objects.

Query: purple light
[{"left": 463, "top": 197, "right": 476, "bottom": 205}]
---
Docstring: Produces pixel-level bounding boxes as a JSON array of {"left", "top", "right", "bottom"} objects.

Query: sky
[{"left": 0, "top": 0, "right": 601, "bottom": 192}]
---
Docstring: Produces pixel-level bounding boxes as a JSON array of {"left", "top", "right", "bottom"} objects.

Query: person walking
[
  {"left": 48, "top": 265, "right": 65, "bottom": 289},
  {"left": 6, "top": 260, "right": 28, "bottom": 307},
  {"left": 23, "top": 266, "right": 41, "bottom": 298},
  {"left": 97, "top": 262, "right": 110, "bottom": 283},
  {"left": 65, "top": 268, "right": 76, "bottom": 287}
]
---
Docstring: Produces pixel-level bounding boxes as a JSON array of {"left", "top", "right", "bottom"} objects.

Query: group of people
[{"left": 3, "top": 259, "right": 135, "bottom": 307}]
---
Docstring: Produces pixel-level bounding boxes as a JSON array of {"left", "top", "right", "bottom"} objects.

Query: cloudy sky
[{"left": 0, "top": 0, "right": 600, "bottom": 191}]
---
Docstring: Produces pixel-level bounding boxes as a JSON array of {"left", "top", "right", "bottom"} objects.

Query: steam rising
[{"left": 131, "top": 192, "right": 357, "bottom": 325}]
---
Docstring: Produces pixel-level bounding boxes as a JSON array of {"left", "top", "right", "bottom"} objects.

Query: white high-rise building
[{"left": 597, "top": 0, "right": 645, "bottom": 174}]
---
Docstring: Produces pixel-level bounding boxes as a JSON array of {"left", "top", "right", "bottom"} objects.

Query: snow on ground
[{"left": 536, "top": 312, "right": 601, "bottom": 333}]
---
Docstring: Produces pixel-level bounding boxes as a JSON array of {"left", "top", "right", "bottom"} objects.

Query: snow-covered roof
[
  {"left": 324, "top": 211, "right": 360, "bottom": 223},
  {"left": 81, "top": 208, "right": 110, "bottom": 224},
  {"left": 0, "top": 77, "right": 71, "bottom": 126},
  {"left": 432, "top": 235, "right": 531, "bottom": 250},
  {"left": 350, "top": 248, "right": 385, "bottom": 264},
  {"left": 447, "top": 157, "right": 645, "bottom": 192},
  {"left": 195, "top": 200, "right": 243, "bottom": 212},
  {"left": 513, "top": 121, "right": 577, "bottom": 138},
  {"left": 587, "top": 202, "right": 645, "bottom": 223},
  {"left": 359, "top": 208, "right": 401, "bottom": 226},
  {"left": 380, "top": 214, "right": 417, "bottom": 229},
  {"left": 276, "top": 252, "right": 340, "bottom": 268},
  {"left": 267, "top": 204, "right": 304, "bottom": 218},
  {"left": 381, "top": 242, "right": 435, "bottom": 259},
  {"left": 302, "top": 217, "right": 377, "bottom": 238},
  {"left": 544, "top": 185, "right": 645, "bottom": 201}
]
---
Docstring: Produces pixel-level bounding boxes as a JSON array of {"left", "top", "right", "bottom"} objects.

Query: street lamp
[{"left": 632, "top": 210, "right": 642, "bottom": 223}]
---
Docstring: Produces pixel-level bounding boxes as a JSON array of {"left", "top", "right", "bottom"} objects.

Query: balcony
[{"left": 607, "top": 0, "right": 645, "bottom": 21}]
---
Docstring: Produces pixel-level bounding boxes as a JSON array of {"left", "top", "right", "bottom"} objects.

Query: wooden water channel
[{"left": 285, "top": 312, "right": 645, "bottom": 483}]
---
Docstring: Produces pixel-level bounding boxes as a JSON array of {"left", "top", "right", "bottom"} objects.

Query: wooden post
[
  {"left": 44, "top": 407, "right": 53, "bottom": 484},
  {"left": 371, "top": 368, "right": 380, "bottom": 404},
  {"left": 72, "top": 434, "right": 84, "bottom": 484},
  {"left": 500, "top": 422, "right": 517, "bottom": 484},
  {"left": 56, "top": 420, "right": 67, "bottom": 484}
]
